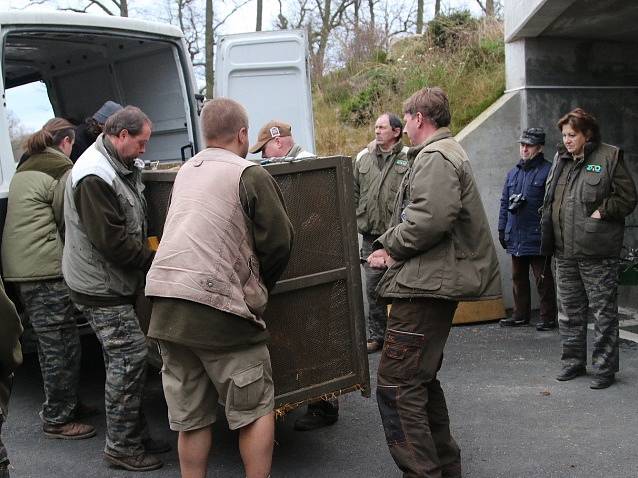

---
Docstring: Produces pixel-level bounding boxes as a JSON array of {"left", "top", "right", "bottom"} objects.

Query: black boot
[{"left": 293, "top": 400, "right": 339, "bottom": 431}]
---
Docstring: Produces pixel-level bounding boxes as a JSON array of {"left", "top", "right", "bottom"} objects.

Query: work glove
[{"left": 498, "top": 230, "right": 507, "bottom": 249}]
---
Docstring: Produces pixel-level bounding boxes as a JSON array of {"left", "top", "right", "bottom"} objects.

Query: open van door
[{"left": 214, "top": 30, "right": 316, "bottom": 157}]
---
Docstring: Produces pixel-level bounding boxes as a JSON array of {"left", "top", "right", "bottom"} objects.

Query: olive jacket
[
  {"left": 540, "top": 141, "right": 637, "bottom": 258},
  {"left": 1, "top": 148, "right": 72, "bottom": 282},
  {"left": 376, "top": 128, "right": 502, "bottom": 301},
  {"left": 354, "top": 140, "right": 409, "bottom": 236}
]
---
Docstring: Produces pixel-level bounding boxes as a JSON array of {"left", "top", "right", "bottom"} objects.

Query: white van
[{"left": 0, "top": 10, "right": 202, "bottom": 213}]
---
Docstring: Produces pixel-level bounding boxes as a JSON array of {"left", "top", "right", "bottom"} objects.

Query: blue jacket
[{"left": 498, "top": 153, "right": 552, "bottom": 256}]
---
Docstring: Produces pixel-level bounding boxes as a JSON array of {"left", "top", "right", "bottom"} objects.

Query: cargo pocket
[
  {"left": 231, "top": 363, "right": 265, "bottom": 411},
  {"left": 378, "top": 329, "right": 425, "bottom": 380}
]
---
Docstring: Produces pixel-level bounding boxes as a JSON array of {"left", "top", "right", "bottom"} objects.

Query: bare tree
[
  {"left": 205, "top": 0, "right": 214, "bottom": 96},
  {"left": 256, "top": 0, "right": 263, "bottom": 31},
  {"left": 22, "top": 0, "right": 128, "bottom": 16},
  {"left": 475, "top": 0, "right": 501, "bottom": 16},
  {"left": 435, "top": 0, "right": 441, "bottom": 16},
  {"left": 416, "top": 0, "right": 423, "bottom": 34}
]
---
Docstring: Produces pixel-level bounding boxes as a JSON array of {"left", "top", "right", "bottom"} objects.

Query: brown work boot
[
  {"left": 43, "top": 421, "right": 96, "bottom": 440},
  {"left": 105, "top": 452, "right": 163, "bottom": 472}
]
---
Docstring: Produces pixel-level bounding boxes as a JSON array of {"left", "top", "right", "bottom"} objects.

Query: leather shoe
[
  {"left": 556, "top": 366, "right": 586, "bottom": 381},
  {"left": 367, "top": 339, "right": 383, "bottom": 354},
  {"left": 536, "top": 320, "right": 557, "bottom": 331},
  {"left": 499, "top": 317, "right": 529, "bottom": 327},
  {"left": 43, "top": 421, "right": 96, "bottom": 440},
  {"left": 590, "top": 374, "right": 615, "bottom": 389},
  {"left": 105, "top": 452, "right": 163, "bottom": 472},
  {"left": 294, "top": 402, "right": 339, "bottom": 431}
]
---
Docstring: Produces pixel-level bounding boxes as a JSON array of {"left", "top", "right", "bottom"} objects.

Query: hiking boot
[
  {"left": 143, "top": 437, "right": 172, "bottom": 454},
  {"left": 294, "top": 402, "right": 339, "bottom": 431},
  {"left": 536, "top": 320, "right": 557, "bottom": 331},
  {"left": 367, "top": 339, "right": 383, "bottom": 354},
  {"left": 43, "top": 421, "right": 96, "bottom": 440},
  {"left": 104, "top": 452, "right": 163, "bottom": 472},
  {"left": 590, "top": 374, "right": 615, "bottom": 390},
  {"left": 499, "top": 317, "right": 529, "bottom": 327},
  {"left": 555, "top": 366, "right": 586, "bottom": 382}
]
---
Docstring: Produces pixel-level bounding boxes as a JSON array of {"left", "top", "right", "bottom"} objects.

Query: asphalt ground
[{"left": 3, "top": 320, "right": 638, "bottom": 478}]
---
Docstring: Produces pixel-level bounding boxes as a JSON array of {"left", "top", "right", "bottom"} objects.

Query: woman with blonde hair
[{"left": 1, "top": 118, "right": 96, "bottom": 439}]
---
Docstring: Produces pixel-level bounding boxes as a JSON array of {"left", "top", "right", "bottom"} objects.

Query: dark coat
[
  {"left": 498, "top": 153, "right": 551, "bottom": 256},
  {"left": 540, "top": 142, "right": 637, "bottom": 258}
]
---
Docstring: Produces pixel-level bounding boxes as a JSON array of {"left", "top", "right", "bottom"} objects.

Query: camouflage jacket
[{"left": 353, "top": 140, "right": 409, "bottom": 236}]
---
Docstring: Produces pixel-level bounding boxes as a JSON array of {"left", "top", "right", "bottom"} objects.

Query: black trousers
[{"left": 511, "top": 255, "right": 557, "bottom": 323}]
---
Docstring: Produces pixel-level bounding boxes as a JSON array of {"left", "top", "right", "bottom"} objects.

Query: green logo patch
[
  {"left": 395, "top": 159, "right": 408, "bottom": 166},
  {"left": 586, "top": 164, "right": 602, "bottom": 173}
]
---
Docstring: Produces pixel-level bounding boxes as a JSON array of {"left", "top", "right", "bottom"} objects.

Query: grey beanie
[{"left": 93, "top": 100, "right": 123, "bottom": 123}]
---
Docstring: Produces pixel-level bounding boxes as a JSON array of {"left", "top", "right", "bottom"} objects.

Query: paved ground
[{"left": 4, "top": 320, "right": 638, "bottom": 477}]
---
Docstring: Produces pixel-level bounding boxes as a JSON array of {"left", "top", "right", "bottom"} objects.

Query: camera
[{"left": 508, "top": 193, "right": 526, "bottom": 213}]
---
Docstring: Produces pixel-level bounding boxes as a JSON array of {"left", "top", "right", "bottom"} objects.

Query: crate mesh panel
[
  {"left": 274, "top": 169, "right": 344, "bottom": 279},
  {"left": 145, "top": 181, "right": 172, "bottom": 237},
  {"left": 266, "top": 280, "right": 353, "bottom": 395}
]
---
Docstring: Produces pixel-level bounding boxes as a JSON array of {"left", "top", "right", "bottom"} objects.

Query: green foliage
[
  {"left": 428, "top": 10, "right": 477, "bottom": 48},
  {"left": 313, "top": 17, "right": 506, "bottom": 156}
]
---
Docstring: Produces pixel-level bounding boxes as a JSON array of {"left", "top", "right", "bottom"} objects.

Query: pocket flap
[
  {"left": 232, "top": 363, "right": 264, "bottom": 388},
  {"left": 584, "top": 174, "right": 601, "bottom": 186}
]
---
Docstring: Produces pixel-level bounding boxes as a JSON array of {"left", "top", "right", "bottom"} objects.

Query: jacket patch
[
  {"left": 586, "top": 164, "right": 602, "bottom": 173},
  {"left": 395, "top": 159, "right": 408, "bottom": 167}
]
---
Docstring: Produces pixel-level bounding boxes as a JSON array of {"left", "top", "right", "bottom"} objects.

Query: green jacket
[
  {"left": 354, "top": 140, "right": 409, "bottom": 236},
  {"left": 541, "top": 142, "right": 637, "bottom": 258},
  {"left": 376, "top": 128, "right": 501, "bottom": 301},
  {"left": 0, "top": 278, "right": 23, "bottom": 414},
  {"left": 1, "top": 148, "right": 72, "bottom": 282}
]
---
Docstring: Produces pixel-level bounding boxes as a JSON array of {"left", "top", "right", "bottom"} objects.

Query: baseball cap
[
  {"left": 249, "top": 120, "right": 292, "bottom": 154},
  {"left": 93, "top": 100, "right": 123, "bottom": 124},
  {"left": 519, "top": 127, "right": 545, "bottom": 145}
]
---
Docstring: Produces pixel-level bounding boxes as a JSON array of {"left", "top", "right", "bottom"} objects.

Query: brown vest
[{"left": 145, "top": 148, "right": 269, "bottom": 328}]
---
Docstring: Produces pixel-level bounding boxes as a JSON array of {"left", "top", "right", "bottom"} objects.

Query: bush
[{"left": 428, "top": 10, "right": 477, "bottom": 48}]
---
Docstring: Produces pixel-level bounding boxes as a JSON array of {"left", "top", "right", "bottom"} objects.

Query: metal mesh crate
[{"left": 142, "top": 156, "right": 370, "bottom": 410}]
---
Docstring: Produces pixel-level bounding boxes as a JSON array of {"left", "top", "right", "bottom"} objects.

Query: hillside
[{"left": 313, "top": 13, "right": 505, "bottom": 157}]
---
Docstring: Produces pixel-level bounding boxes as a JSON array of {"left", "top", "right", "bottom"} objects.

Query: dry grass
[{"left": 313, "top": 16, "right": 505, "bottom": 157}]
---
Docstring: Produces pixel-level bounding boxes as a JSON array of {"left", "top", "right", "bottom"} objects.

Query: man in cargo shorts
[{"left": 146, "top": 98, "right": 294, "bottom": 478}]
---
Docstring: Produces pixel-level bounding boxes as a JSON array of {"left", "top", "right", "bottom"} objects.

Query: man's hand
[
  {"left": 590, "top": 209, "right": 602, "bottom": 219},
  {"left": 367, "top": 249, "right": 396, "bottom": 269},
  {"left": 498, "top": 230, "right": 507, "bottom": 249}
]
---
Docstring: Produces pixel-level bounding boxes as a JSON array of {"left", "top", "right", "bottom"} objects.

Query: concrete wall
[
  {"left": 458, "top": 2, "right": 638, "bottom": 313},
  {"left": 457, "top": 92, "right": 522, "bottom": 308}
]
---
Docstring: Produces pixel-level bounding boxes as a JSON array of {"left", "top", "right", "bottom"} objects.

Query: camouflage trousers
[
  {"left": 17, "top": 280, "right": 80, "bottom": 425},
  {"left": 76, "top": 304, "right": 149, "bottom": 457},
  {"left": 555, "top": 257, "right": 620, "bottom": 377},
  {"left": 361, "top": 235, "right": 388, "bottom": 342}
]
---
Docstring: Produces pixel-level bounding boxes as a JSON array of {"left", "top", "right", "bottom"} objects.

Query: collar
[
  {"left": 407, "top": 127, "right": 453, "bottom": 160},
  {"left": 96, "top": 134, "right": 135, "bottom": 177},
  {"left": 517, "top": 152, "right": 545, "bottom": 170}
]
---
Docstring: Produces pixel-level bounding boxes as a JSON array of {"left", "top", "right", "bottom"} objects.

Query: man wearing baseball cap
[
  {"left": 250, "top": 120, "right": 313, "bottom": 159},
  {"left": 498, "top": 127, "right": 557, "bottom": 330}
]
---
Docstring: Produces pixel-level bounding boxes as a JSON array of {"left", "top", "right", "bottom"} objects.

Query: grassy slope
[{"left": 312, "top": 17, "right": 505, "bottom": 157}]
